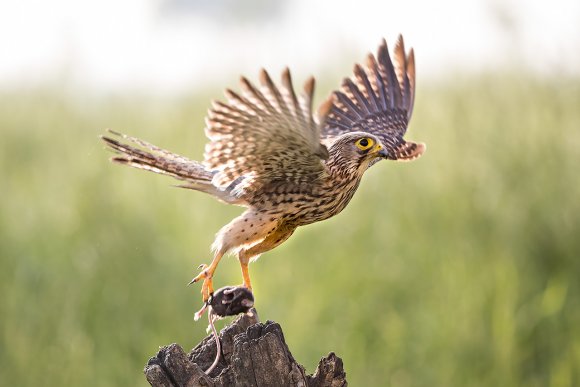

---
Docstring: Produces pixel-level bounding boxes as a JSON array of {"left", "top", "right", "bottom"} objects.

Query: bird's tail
[
  {"left": 101, "top": 129, "right": 246, "bottom": 206},
  {"left": 101, "top": 129, "right": 245, "bottom": 205},
  {"left": 101, "top": 130, "right": 245, "bottom": 205},
  {"left": 101, "top": 130, "right": 212, "bottom": 181}
]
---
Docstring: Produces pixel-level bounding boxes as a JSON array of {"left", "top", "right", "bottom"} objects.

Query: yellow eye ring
[{"left": 355, "top": 137, "right": 375, "bottom": 151}]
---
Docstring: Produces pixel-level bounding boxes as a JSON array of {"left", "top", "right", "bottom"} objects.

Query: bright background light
[{"left": 1, "top": 0, "right": 578, "bottom": 93}]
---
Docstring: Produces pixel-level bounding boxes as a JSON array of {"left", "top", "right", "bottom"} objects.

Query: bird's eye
[{"left": 355, "top": 137, "right": 374, "bottom": 151}]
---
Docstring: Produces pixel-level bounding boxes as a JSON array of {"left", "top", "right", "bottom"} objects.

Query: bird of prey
[{"left": 102, "top": 36, "right": 425, "bottom": 317}]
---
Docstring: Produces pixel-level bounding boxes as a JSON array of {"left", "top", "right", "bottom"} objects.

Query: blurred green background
[
  {"left": 2, "top": 2, "right": 580, "bottom": 385},
  {"left": 1, "top": 74, "right": 579, "bottom": 386}
]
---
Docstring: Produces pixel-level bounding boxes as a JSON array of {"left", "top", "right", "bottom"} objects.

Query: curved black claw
[{"left": 187, "top": 264, "right": 209, "bottom": 286}]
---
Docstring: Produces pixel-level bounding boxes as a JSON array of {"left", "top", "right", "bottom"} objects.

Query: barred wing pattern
[
  {"left": 322, "top": 35, "right": 424, "bottom": 161},
  {"left": 204, "top": 69, "right": 329, "bottom": 198}
]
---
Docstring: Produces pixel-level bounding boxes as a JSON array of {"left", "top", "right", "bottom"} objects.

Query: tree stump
[{"left": 144, "top": 310, "right": 347, "bottom": 387}]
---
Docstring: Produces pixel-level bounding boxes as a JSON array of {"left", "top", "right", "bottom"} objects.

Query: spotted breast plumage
[{"left": 102, "top": 36, "right": 425, "bottom": 317}]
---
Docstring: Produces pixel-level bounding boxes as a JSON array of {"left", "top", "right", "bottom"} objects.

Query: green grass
[{"left": 1, "top": 75, "right": 579, "bottom": 386}]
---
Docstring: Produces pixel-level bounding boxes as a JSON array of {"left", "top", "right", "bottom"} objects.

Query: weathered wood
[{"left": 144, "top": 310, "right": 347, "bottom": 387}]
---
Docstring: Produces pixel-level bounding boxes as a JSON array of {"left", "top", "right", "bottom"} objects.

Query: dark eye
[{"left": 355, "top": 137, "right": 374, "bottom": 151}]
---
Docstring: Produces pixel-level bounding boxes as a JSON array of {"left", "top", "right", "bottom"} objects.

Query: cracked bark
[{"left": 144, "top": 310, "right": 347, "bottom": 387}]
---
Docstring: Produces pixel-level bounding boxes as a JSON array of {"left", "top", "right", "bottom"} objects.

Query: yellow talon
[
  {"left": 201, "top": 277, "right": 214, "bottom": 302},
  {"left": 188, "top": 264, "right": 209, "bottom": 285},
  {"left": 240, "top": 261, "right": 253, "bottom": 291},
  {"left": 188, "top": 263, "right": 216, "bottom": 303}
]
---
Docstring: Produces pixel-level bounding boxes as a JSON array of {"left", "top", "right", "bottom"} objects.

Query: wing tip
[
  {"left": 395, "top": 34, "right": 404, "bottom": 49},
  {"left": 259, "top": 68, "right": 271, "bottom": 85},
  {"left": 317, "top": 97, "right": 333, "bottom": 122},
  {"left": 392, "top": 141, "right": 426, "bottom": 161},
  {"left": 281, "top": 67, "right": 291, "bottom": 82},
  {"left": 303, "top": 76, "right": 315, "bottom": 96}
]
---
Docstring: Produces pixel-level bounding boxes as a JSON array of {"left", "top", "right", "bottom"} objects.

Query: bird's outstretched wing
[
  {"left": 204, "top": 69, "right": 329, "bottom": 198},
  {"left": 322, "top": 35, "right": 424, "bottom": 161}
]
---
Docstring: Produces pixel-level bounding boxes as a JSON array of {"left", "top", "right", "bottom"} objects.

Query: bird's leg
[
  {"left": 189, "top": 250, "right": 225, "bottom": 302},
  {"left": 237, "top": 226, "right": 295, "bottom": 291},
  {"left": 240, "top": 261, "right": 252, "bottom": 290},
  {"left": 240, "top": 254, "right": 252, "bottom": 290}
]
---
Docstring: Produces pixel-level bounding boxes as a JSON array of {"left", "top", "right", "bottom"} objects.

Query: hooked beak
[{"left": 373, "top": 143, "right": 391, "bottom": 159}]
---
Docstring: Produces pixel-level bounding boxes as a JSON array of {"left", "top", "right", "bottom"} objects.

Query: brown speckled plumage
[{"left": 101, "top": 36, "right": 425, "bottom": 309}]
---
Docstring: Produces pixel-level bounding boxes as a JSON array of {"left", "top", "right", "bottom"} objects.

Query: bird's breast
[{"left": 256, "top": 178, "right": 362, "bottom": 226}]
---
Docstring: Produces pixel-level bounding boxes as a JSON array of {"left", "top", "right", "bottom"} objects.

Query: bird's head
[{"left": 326, "top": 132, "right": 389, "bottom": 175}]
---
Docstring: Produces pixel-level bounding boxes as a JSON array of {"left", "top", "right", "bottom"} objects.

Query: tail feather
[
  {"left": 101, "top": 130, "right": 213, "bottom": 183},
  {"left": 101, "top": 130, "right": 245, "bottom": 204}
]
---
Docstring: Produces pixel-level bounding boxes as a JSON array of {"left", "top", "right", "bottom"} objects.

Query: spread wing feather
[
  {"left": 204, "top": 68, "right": 328, "bottom": 197},
  {"left": 322, "top": 35, "right": 424, "bottom": 160}
]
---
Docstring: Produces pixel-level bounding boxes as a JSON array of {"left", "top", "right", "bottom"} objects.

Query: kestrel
[{"left": 102, "top": 36, "right": 425, "bottom": 317}]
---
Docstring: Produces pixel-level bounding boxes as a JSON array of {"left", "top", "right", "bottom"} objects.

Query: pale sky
[{"left": 0, "top": 0, "right": 579, "bottom": 93}]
